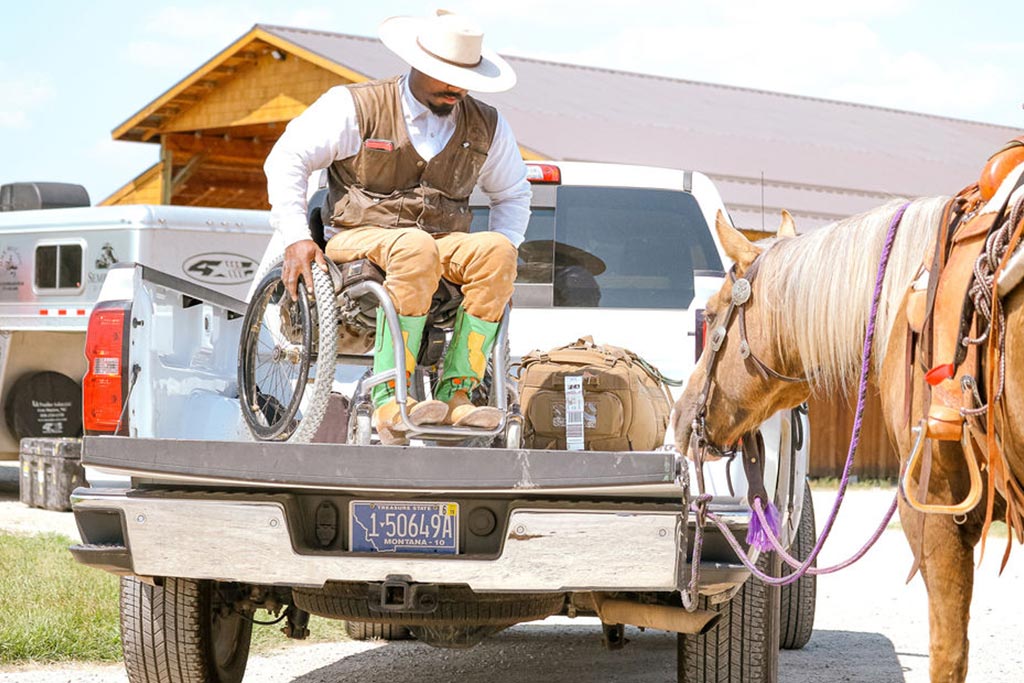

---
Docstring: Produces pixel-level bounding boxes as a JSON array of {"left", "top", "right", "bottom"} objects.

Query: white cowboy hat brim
[{"left": 379, "top": 16, "right": 517, "bottom": 93}]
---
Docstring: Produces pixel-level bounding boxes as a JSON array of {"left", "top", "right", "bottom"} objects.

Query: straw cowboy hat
[{"left": 379, "top": 10, "right": 517, "bottom": 93}]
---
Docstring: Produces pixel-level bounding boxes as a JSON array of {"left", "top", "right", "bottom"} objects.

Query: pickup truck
[{"left": 70, "top": 161, "right": 814, "bottom": 683}]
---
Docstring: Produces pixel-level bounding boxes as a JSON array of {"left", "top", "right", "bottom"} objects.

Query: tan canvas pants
[{"left": 325, "top": 227, "right": 517, "bottom": 322}]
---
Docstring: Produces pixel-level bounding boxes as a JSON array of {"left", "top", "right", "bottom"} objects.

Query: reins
[{"left": 686, "top": 203, "right": 909, "bottom": 589}]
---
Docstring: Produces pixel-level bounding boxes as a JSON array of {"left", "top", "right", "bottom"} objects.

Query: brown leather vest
[{"left": 327, "top": 77, "right": 499, "bottom": 234}]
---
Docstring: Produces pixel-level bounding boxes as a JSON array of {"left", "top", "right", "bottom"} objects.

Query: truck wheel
[
  {"left": 779, "top": 480, "right": 817, "bottom": 650},
  {"left": 344, "top": 621, "right": 412, "bottom": 641},
  {"left": 238, "top": 260, "right": 337, "bottom": 442},
  {"left": 120, "top": 576, "right": 252, "bottom": 683},
  {"left": 677, "top": 554, "right": 777, "bottom": 683}
]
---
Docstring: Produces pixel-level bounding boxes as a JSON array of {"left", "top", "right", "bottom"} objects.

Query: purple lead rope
[{"left": 694, "top": 202, "right": 909, "bottom": 586}]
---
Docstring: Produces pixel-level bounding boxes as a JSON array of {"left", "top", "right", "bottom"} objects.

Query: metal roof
[{"left": 261, "top": 24, "right": 1022, "bottom": 229}]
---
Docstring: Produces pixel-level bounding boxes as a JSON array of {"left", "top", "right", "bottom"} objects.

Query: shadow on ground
[{"left": 288, "top": 624, "right": 905, "bottom": 683}]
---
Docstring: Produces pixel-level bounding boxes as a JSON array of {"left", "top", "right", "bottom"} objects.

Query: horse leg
[{"left": 898, "top": 440, "right": 987, "bottom": 683}]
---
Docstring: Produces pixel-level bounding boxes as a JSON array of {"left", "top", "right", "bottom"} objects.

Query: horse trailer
[{"left": 0, "top": 182, "right": 272, "bottom": 460}]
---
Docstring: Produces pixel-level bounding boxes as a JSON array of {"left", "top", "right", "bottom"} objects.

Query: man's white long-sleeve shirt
[{"left": 264, "top": 75, "right": 532, "bottom": 248}]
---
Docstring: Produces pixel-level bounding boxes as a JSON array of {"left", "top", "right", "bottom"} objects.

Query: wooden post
[{"left": 160, "top": 141, "right": 174, "bottom": 205}]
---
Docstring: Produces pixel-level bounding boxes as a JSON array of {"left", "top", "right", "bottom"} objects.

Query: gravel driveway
[{"left": 2, "top": 485, "right": 1022, "bottom": 682}]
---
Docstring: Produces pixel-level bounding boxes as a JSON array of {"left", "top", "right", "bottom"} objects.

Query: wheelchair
[{"left": 237, "top": 245, "right": 522, "bottom": 449}]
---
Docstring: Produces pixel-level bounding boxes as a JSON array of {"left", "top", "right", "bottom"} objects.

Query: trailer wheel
[
  {"left": 4, "top": 371, "right": 82, "bottom": 439},
  {"left": 120, "top": 576, "right": 252, "bottom": 683},
  {"left": 779, "top": 480, "right": 817, "bottom": 650},
  {"left": 678, "top": 554, "right": 777, "bottom": 682},
  {"left": 238, "top": 259, "right": 337, "bottom": 442}
]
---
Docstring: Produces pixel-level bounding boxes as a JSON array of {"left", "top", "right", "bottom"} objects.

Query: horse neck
[{"left": 756, "top": 197, "right": 946, "bottom": 395}]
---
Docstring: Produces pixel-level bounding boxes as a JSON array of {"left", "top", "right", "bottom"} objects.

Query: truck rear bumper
[{"left": 72, "top": 488, "right": 750, "bottom": 592}]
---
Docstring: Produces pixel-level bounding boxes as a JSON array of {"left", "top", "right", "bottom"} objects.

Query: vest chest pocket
[
  {"left": 461, "top": 141, "right": 489, "bottom": 176},
  {"left": 432, "top": 143, "right": 489, "bottom": 198}
]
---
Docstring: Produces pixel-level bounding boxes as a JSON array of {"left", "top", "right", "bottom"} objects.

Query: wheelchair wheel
[
  {"left": 352, "top": 411, "right": 373, "bottom": 446},
  {"left": 503, "top": 416, "right": 523, "bottom": 450},
  {"left": 472, "top": 336, "right": 518, "bottom": 409},
  {"left": 238, "top": 261, "right": 337, "bottom": 441}
]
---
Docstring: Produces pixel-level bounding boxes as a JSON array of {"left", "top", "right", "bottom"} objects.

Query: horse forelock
[{"left": 754, "top": 196, "right": 949, "bottom": 396}]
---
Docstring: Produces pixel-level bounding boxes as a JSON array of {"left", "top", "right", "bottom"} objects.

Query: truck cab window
[
  {"left": 35, "top": 244, "right": 83, "bottom": 290},
  {"left": 472, "top": 187, "right": 720, "bottom": 309}
]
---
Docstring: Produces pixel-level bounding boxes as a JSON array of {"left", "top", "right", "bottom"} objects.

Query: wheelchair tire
[
  {"left": 352, "top": 412, "right": 373, "bottom": 446},
  {"left": 504, "top": 418, "right": 523, "bottom": 450},
  {"left": 238, "top": 260, "right": 337, "bottom": 442}
]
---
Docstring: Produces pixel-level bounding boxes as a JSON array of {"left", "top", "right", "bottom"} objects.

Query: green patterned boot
[
  {"left": 371, "top": 310, "right": 446, "bottom": 436},
  {"left": 436, "top": 307, "right": 503, "bottom": 428}
]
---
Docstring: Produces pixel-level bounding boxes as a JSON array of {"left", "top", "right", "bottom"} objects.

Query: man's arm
[
  {"left": 263, "top": 86, "right": 361, "bottom": 298},
  {"left": 477, "top": 113, "right": 532, "bottom": 246}
]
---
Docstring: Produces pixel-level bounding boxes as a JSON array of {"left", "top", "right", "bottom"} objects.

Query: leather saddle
[{"left": 904, "top": 137, "right": 1024, "bottom": 441}]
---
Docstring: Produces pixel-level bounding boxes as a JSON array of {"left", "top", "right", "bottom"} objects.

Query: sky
[{"left": 1, "top": 0, "right": 1022, "bottom": 206}]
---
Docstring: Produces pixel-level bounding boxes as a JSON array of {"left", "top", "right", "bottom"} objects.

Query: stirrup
[{"left": 900, "top": 418, "right": 983, "bottom": 515}]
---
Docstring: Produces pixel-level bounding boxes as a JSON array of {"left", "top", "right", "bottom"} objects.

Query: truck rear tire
[
  {"left": 779, "top": 480, "right": 817, "bottom": 650},
  {"left": 120, "top": 576, "right": 252, "bottom": 683},
  {"left": 677, "top": 554, "right": 777, "bottom": 683}
]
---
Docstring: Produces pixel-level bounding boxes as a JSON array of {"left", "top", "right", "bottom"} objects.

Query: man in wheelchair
[{"left": 263, "top": 10, "right": 530, "bottom": 443}]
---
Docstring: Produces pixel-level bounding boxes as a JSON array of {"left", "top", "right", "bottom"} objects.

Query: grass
[
  {"left": 809, "top": 476, "right": 897, "bottom": 490},
  {"left": 249, "top": 609, "right": 351, "bottom": 654},
  {"left": 0, "top": 533, "right": 121, "bottom": 663},
  {"left": 0, "top": 531, "right": 349, "bottom": 664}
]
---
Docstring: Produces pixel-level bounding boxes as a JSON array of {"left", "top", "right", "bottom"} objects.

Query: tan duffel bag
[{"left": 517, "top": 336, "right": 674, "bottom": 451}]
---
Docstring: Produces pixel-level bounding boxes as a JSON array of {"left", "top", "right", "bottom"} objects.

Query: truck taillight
[
  {"left": 525, "top": 163, "right": 561, "bottom": 184},
  {"left": 695, "top": 309, "right": 708, "bottom": 362},
  {"left": 83, "top": 302, "right": 131, "bottom": 434}
]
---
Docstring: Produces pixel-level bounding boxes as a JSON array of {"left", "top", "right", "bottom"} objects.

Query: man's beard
[
  {"left": 427, "top": 92, "right": 463, "bottom": 117},
  {"left": 427, "top": 101, "right": 456, "bottom": 116}
]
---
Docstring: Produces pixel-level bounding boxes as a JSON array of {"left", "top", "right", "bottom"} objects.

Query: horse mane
[{"left": 756, "top": 196, "right": 950, "bottom": 395}]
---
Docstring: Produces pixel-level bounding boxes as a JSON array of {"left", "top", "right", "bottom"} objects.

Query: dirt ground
[{"left": 1, "top": 484, "right": 1022, "bottom": 682}]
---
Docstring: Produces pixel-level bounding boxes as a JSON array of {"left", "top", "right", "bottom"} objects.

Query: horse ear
[
  {"left": 715, "top": 210, "right": 761, "bottom": 271},
  {"left": 777, "top": 209, "right": 797, "bottom": 238}
]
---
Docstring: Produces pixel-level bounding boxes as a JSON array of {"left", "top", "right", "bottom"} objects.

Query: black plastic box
[{"left": 19, "top": 438, "right": 85, "bottom": 512}]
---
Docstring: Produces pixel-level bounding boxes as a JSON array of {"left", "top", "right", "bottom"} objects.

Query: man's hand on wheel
[{"left": 283, "top": 239, "right": 329, "bottom": 301}]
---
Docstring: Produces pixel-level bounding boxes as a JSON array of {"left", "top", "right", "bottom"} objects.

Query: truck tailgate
[{"left": 81, "top": 436, "right": 682, "bottom": 494}]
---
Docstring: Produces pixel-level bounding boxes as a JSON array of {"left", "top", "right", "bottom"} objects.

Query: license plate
[{"left": 349, "top": 501, "right": 459, "bottom": 554}]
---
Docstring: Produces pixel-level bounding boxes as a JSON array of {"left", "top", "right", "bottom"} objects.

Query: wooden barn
[{"left": 103, "top": 24, "right": 1023, "bottom": 478}]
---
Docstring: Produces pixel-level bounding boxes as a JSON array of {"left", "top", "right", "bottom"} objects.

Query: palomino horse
[{"left": 672, "top": 175, "right": 1024, "bottom": 682}]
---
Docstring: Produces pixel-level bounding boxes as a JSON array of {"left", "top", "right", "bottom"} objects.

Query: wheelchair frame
[{"left": 239, "top": 258, "right": 522, "bottom": 448}]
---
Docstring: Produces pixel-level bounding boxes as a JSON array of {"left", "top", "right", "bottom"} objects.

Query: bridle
[{"left": 691, "top": 255, "right": 809, "bottom": 457}]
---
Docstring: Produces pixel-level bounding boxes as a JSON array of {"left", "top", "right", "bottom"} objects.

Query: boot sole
[
  {"left": 376, "top": 424, "right": 409, "bottom": 446},
  {"left": 452, "top": 406, "right": 503, "bottom": 429},
  {"left": 390, "top": 400, "right": 449, "bottom": 432}
]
